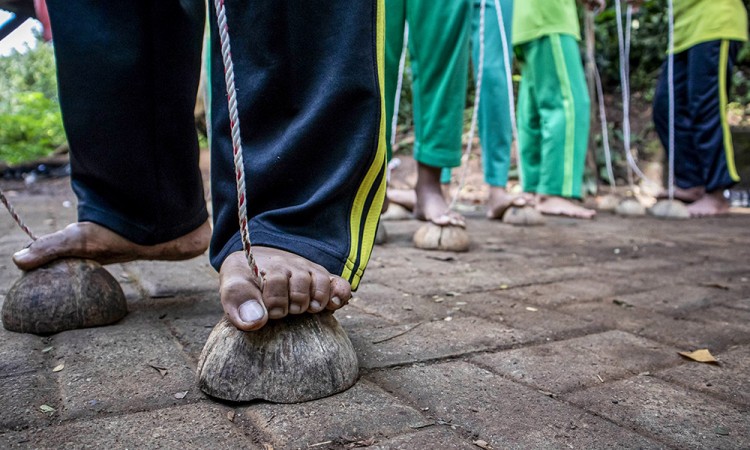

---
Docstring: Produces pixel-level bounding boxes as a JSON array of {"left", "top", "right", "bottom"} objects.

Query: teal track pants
[
  {"left": 385, "top": 0, "right": 471, "bottom": 169},
  {"left": 442, "top": 0, "right": 514, "bottom": 186},
  {"left": 517, "top": 33, "right": 590, "bottom": 198}
]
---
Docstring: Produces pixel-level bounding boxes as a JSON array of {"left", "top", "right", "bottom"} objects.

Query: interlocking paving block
[
  {"left": 123, "top": 258, "right": 218, "bottom": 300},
  {"left": 656, "top": 345, "right": 750, "bottom": 407},
  {"left": 51, "top": 318, "right": 198, "bottom": 420},
  {"left": 603, "top": 285, "right": 734, "bottom": 315},
  {"left": 349, "top": 317, "right": 528, "bottom": 369},
  {"left": 0, "top": 402, "right": 257, "bottom": 449},
  {"left": 682, "top": 306, "right": 750, "bottom": 333},
  {"left": 560, "top": 301, "right": 750, "bottom": 352},
  {"left": 472, "top": 330, "right": 680, "bottom": 394},
  {"left": 370, "top": 427, "right": 475, "bottom": 450},
  {"left": 237, "top": 379, "right": 431, "bottom": 449},
  {"left": 456, "top": 291, "right": 605, "bottom": 341},
  {"left": 564, "top": 376, "right": 750, "bottom": 449},
  {"left": 0, "top": 328, "right": 56, "bottom": 430},
  {"left": 368, "top": 361, "right": 662, "bottom": 449},
  {"left": 354, "top": 282, "right": 469, "bottom": 322}
]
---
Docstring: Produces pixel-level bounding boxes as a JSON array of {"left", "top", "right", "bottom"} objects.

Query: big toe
[
  {"left": 12, "top": 230, "right": 69, "bottom": 270},
  {"left": 220, "top": 254, "right": 267, "bottom": 331}
]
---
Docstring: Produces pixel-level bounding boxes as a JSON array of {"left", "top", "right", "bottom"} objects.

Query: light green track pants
[
  {"left": 517, "top": 33, "right": 590, "bottom": 199},
  {"left": 385, "top": 0, "right": 471, "bottom": 169},
  {"left": 442, "top": 0, "right": 514, "bottom": 186}
]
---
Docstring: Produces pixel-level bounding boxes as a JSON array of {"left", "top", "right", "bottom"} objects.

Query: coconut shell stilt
[
  {"left": 2, "top": 258, "right": 127, "bottom": 335},
  {"left": 197, "top": 312, "right": 359, "bottom": 403},
  {"left": 502, "top": 206, "right": 546, "bottom": 226},
  {"left": 649, "top": 199, "right": 690, "bottom": 219},
  {"left": 413, "top": 223, "right": 470, "bottom": 252},
  {"left": 597, "top": 194, "right": 620, "bottom": 213},
  {"left": 615, "top": 198, "right": 646, "bottom": 217}
]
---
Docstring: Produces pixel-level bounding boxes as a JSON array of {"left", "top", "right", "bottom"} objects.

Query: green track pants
[
  {"left": 385, "top": 0, "right": 471, "bottom": 169},
  {"left": 442, "top": 0, "right": 514, "bottom": 186},
  {"left": 517, "top": 34, "right": 590, "bottom": 198}
]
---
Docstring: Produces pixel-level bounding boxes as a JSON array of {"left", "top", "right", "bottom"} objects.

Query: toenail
[
  {"left": 310, "top": 300, "right": 322, "bottom": 311},
  {"left": 268, "top": 307, "right": 285, "bottom": 318},
  {"left": 331, "top": 296, "right": 342, "bottom": 307},
  {"left": 238, "top": 301, "right": 265, "bottom": 323},
  {"left": 289, "top": 304, "right": 302, "bottom": 314},
  {"left": 13, "top": 248, "right": 30, "bottom": 258}
]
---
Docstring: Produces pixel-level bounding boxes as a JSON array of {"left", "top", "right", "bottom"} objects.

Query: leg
[
  {"left": 517, "top": 44, "right": 542, "bottom": 196},
  {"left": 653, "top": 49, "right": 704, "bottom": 201},
  {"left": 525, "top": 35, "right": 595, "bottom": 219},
  {"left": 686, "top": 40, "right": 741, "bottom": 217},
  {"left": 407, "top": 0, "right": 471, "bottom": 226},
  {"left": 14, "top": 0, "right": 210, "bottom": 270},
  {"left": 475, "top": 0, "right": 521, "bottom": 218},
  {"left": 210, "top": 0, "right": 386, "bottom": 331}
]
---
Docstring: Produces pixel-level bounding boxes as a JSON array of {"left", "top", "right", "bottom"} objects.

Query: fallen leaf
[
  {"left": 52, "top": 362, "right": 65, "bottom": 373},
  {"left": 526, "top": 307, "right": 538, "bottom": 312},
  {"left": 499, "top": 284, "right": 509, "bottom": 290},
  {"left": 473, "top": 439, "right": 492, "bottom": 450},
  {"left": 678, "top": 349, "right": 719, "bottom": 364},
  {"left": 41, "top": 346, "right": 53, "bottom": 353},
  {"left": 612, "top": 299, "right": 634, "bottom": 308},
  {"left": 149, "top": 364, "right": 168, "bottom": 378},
  {"left": 39, "top": 404, "right": 55, "bottom": 413},
  {"left": 226, "top": 411, "right": 236, "bottom": 422},
  {"left": 174, "top": 391, "right": 189, "bottom": 399}
]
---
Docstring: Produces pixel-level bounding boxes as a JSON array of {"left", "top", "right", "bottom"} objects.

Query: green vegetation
[{"left": 0, "top": 37, "right": 66, "bottom": 165}]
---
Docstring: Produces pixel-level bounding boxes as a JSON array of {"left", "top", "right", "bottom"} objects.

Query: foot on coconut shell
[
  {"left": 220, "top": 248, "right": 352, "bottom": 331},
  {"left": 656, "top": 186, "right": 705, "bottom": 204},
  {"left": 687, "top": 191, "right": 730, "bottom": 217},
  {"left": 13, "top": 220, "right": 211, "bottom": 271},
  {"left": 413, "top": 189, "right": 466, "bottom": 227},
  {"left": 486, "top": 187, "right": 533, "bottom": 220}
]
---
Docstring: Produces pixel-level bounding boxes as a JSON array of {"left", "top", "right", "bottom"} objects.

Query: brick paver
[{"left": 1, "top": 177, "right": 749, "bottom": 448}]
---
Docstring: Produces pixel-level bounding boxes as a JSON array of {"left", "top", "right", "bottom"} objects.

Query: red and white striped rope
[
  {"left": 213, "top": 0, "right": 258, "bottom": 276},
  {"left": 0, "top": 187, "right": 37, "bottom": 240}
]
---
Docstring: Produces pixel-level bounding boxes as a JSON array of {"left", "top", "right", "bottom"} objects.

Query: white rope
[
  {"left": 213, "top": 0, "right": 258, "bottom": 274},
  {"left": 390, "top": 23, "right": 409, "bottom": 150},
  {"left": 450, "top": 0, "right": 487, "bottom": 209},
  {"left": 614, "top": 0, "right": 656, "bottom": 186},
  {"left": 594, "top": 66, "right": 617, "bottom": 188}
]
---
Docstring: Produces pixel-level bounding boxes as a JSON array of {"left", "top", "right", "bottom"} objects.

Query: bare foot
[
  {"left": 413, "top": 163, "right": 465, "bottom": 227},
  {"left": 687, "top": 191, "right": 730, "bottom": 217},
  {"left": 486, "top": 187, "right": 532, "bottom": 220},
  {"left": 387, "top": 188, "right": 416, "bottom": 212},
  {"left": 219, "top": 248, "right": 352, "bottom": 331},
  {"left": 12, "top": 220, "right": 211, "bottom": 271},
  {"left": 536, "top": 196, "right": 596, "bottom": 219},
  {"left": 657, "top": 186, "right": 705, "bottom": 203}
]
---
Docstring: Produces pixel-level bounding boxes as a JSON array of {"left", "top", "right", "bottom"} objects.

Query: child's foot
[
  {"left": 12, "top": 220, "right": 211, "bottom": 271},
  {"left": 413, "top": 163, "right": 465, "bottom": 227},
  {"left": 386, "top": 188, "right": 416, "bottom": 212},
  {"left": 687, "top": 191, "right": 730, "bottom": 217},
  {"left": 486, "top": 187, "right": 532, "bottom": 220},
  {"left": 657, "top": 186, "right": 705, "bottom": 203},
  {"left": 536, "top": 196, "right": 596, "bottom": 219},
  {"left": 219, "top": 248, "right": 352, "bottom": 332}
]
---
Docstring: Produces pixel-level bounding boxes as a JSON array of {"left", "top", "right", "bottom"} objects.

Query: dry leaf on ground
[
  {"left": 174, "top": 391, "right": 189, "bottom": 399},
  {"left": 52, "top": 362, "right": 64, "bottom": 372},
  {"left": 678, "top": 349, "right": 719, "bottom": 364},
  {"left": 473, "top": 439, "right": 492, "bottom": 450},
  {"left": 39, "top": 405, "right": 55, "bottom": 413}
]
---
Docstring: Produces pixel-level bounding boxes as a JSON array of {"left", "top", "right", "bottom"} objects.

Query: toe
[
  {"left": 309, "top": 271, "right": 331, "bottom": 313},
  {"left": 262, "top": 272, "right": 291, "bottom": 319},
  {"left": 13, "top": 230, "right": 71, "bottom": 270},
  {"left": 219, "top": 253, "right": 267, "bottom": 331},
  {"left": 327, "top": 276, "right": 352, "bottom": 311},
  {"left": 288, "top": 271, "right": 312, "bottom": 315}
]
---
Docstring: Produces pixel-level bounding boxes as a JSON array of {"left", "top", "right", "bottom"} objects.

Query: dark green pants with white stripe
[{"left": 517, "top": 33, "right": 590, "bottom": 198}]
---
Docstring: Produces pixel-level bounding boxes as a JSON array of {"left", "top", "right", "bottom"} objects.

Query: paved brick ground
[{"left": 1, "top": 179, "right": 749, "bottom": 449}]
